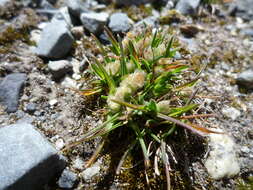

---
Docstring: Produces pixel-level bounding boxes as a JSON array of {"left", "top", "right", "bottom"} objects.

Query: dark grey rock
[
  {"left": 66, "top": 0, "right": 89, "bottom": 18},
  {"left": 114, "top": 0, "right": 154, "bottom": 6},
  {"left": 35, "top": 19, "right": 74, "bottom": 59},
  {"left": 236, "top": 70, "right": 253, "bottom": 90},
  {"left": 229, "top": 0, "right": 253, "bottom": 21},
  {"left": 176, "top": 0, "right": 200, "bottom": 15},
  {"left": 48, "top": 60, "right": 72, "bottom": 79},
  {"left": 58, "top": 169, "right": 78, "bottom": 189},
  {"left": 80, "top": 12, "right": 109, "bottom": 35},
  {"left": 0, "top": 73, "right": 26, "bottom": 113},
  {"left": 25, "top": 103, "right": 37, "bottom": 114},
  {"left": 0, "top": 123, "right": 66, "bottom": 190},
  {"left": 108, "top": 13, "right": 131, "bottom": 33}
]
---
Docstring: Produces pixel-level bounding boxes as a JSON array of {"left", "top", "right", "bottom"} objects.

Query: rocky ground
[{"left": 0, "top": 0, "right": 253, "bottom": 189}]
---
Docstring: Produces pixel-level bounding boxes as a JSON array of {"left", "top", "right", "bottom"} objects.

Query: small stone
[
  {"left": 176, "top": 0, "right": 201, "bottom": 15},
  {"left": 72, "top": 157, "right": 85, "bottom": 171},
  {"left": 71, "top": 58, "right": 86, "bottom": 74},
  {"left": 0, "top": 73, "right": 27, "bottom": 113},
  {"left": 49, "top": 99, "right": 58, "bottom": 106},
  {"left": 48, "top": 60, "right": 72, "bottom": 80},
  {"left": 80, "top": 12, "right": 109, "bottom": 35},
  {"left": 55, "top": 138, "right": 65, "bottom": 150},
  {"left": 58, "top": 169, "right": 78, "bottom": 189},
  {"left": 52, "top": 6, "right": 74, "bottom": 27},
  {"left": 221, "top": 106, "right": 241, "bottom": 120},
  {"left": 204, "top": 131, "right": 240, "bottom": 179},
  {"left": 35, "top": 19, "right": 74, "bottom": 59},
  {"left": 82, "top": 162, "right": 100, "bottom": 181},
  {"left": 61, "top": 76, "right": 78, "bottom": 89},
  {"left": 133, "top": 16, "right": 158, "bottom": 32},
  {"left": 0, "top": 123, "right": 66, "bottom": 190},
  {"left": 25, "top": 103, "right": 37, "bottom": 114},
  {"left": 108, "top": 13, "right": 132, "bottom": 33},
  {"left": 241, "top": 146, "right": 250, "bottom": 154},
  {"left": 71, "top": 26, "right": 84, "bottom": 39},
  {"left": 236, "top": 70, "right": 253, "bottom": 90}
]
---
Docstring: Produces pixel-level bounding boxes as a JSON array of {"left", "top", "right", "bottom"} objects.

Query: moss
[{"left": 236, "top": 176, "right": 253, "bottom": 190}]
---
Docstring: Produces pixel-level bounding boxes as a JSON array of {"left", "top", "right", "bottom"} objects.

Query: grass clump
[{"left": 64, "top": 27, "right": 219, "bottom": 189}]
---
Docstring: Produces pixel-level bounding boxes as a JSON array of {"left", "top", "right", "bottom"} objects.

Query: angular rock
[
  {"left": 114, "top": 0, "right": 154, "bottom": 6},
  {"left": 176, "top": 0, "right": 200, "bottom": 15},
  {"left": 52, "top": 6, "right": 74, "bottom": 27},
  {"left": 0, "top": 73, "right": 26, "bottom": 113},
  {"left": 58, "top": 169, "right": 78, "bottom": 189},
  {"left": 48, "top": 60, "right": 72, "bottom": 80},
  {"left": 35, "top": 19, "right": 74, "bottom": 59},
  {"left": 108, "top": 13, "right": 131, "bottom": 33},
  {"left": 66, "top": 0, "right": 88, "bottom": 18},
  {"left": 236, "top": 70, "right": 253, "bottom": 90},
  {"left": 80, "top": 12, "right": 109, "bottom": 35},
  {"left": 0, "top": 123, "right": 66, "bottom": 190}
]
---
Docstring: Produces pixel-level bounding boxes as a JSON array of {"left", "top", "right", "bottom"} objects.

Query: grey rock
[
  {"left": 66, "top": 0, "right": 89, "bottom": 18},
  {"left": 35, "top": 19, "right": 74, "bottom": 59},
  {"left": 0, "top": 73, "right": 27, "bottom": 113},
  {"left": 80, "top": 12, "right": 109, "bottom": 35},
  {"left": 108, "top": 13, "right": 131, "bottom": 33},
  {"left": 82, "top": 162, "right": 100, "bottom": 181},
  {"left": 176, "top": 0, "right": 200, "bottom": 15},
  {"left": 25, "top": 103, "right": 37, "bottom": 114},
  {"left": 229, "top": 0, "right": 253, "bottom": 21},
  {"left": 236, "top": 70, "right": 253, "bottom": 90},
  {"left": 0, "top": 123, "right": 66, "bottom": 190},
  {"left": 58, "top": 169, "right": 78, "bottom": 189},
  {"left": 114, "top": 0, "right": 154, "bottom": 6},
  {"left": 134, "top": 16, "right": 158, "bottom": 30},
  {"left": 52, "top": 7, "right": 74, "bottom": 27},
  {"left": 48, "top": 60, "right": 72, "bottom": 79}
]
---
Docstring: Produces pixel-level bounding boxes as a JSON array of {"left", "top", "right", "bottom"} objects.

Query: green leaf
[
  {"left": 104, "top": 27, "right": 120, "bottom": 56},
  {"left": 169, "top": 104, "right": 198, "bottom": 117},
  {"left": 118, "top": 35, "right": 128, "bottom": 76},
  {"left": 144, "top": 100, "right": 157, "bottom": 113},
  {"left": 164, "top": 36, "right": 174, "bottom": 58}
]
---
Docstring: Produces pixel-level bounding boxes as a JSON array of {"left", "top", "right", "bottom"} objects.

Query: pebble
[
  {"left": 25, "top": 103, "right": 37, "bottom": 114},
  {"left": 204, "top": 131, "right": 240, "bottom": 179},
  {"left": 72, "top": 157, "right": 85, "bottom": 171},
  {"left": 241, "top": 146, "right": 250, "bottom": 154},
  {"left": 58, "top": 169, "right": 78, "bottom": 189},
  {"left": 61, "top": 76, "right": 79, "bottom": 89},
  {"left": 236, "top": 70, "right": 253, "bottom": 90},
  {"left": 35, "top": 19, "right": 74, "bottom": 59},
  {"left": 55, "top": 138, "right": 65, "bottom": 150},
  {"left": 81, "top": 12, "right": 109, "bottom": 35},
  {"left": 49, "top": 99, "right": 58, "bottom": 106},
  {"left": 176, "top": 0, "right": 201, "bottom": 15},
  {"left": 0, "top": 73, "right": 27, "bottom": 113},
  {"left": 48, "top": 60, "right": 72, "bottom": 80},
  {"left": 81, "top": 162, "right": 100, "bottom": 181},
  {"left": 221, "top": 106, "right": 241, "bottom": 121},
  {"left": 0, "top": 123, "right": 66, "bottom": 190},
  {"left": 108, "top": 13, "right": 132, "bottom": 33}
]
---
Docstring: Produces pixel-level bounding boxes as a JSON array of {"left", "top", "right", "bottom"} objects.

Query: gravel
[
  {"left": 236, "top": 69, "right": 253, "bottom": 90},
  {"left": 58, "top": 169, "right": 78, "bottom": 189},
  {"left": 48, "top": 60, "right": 72, "bottom": 80}
]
